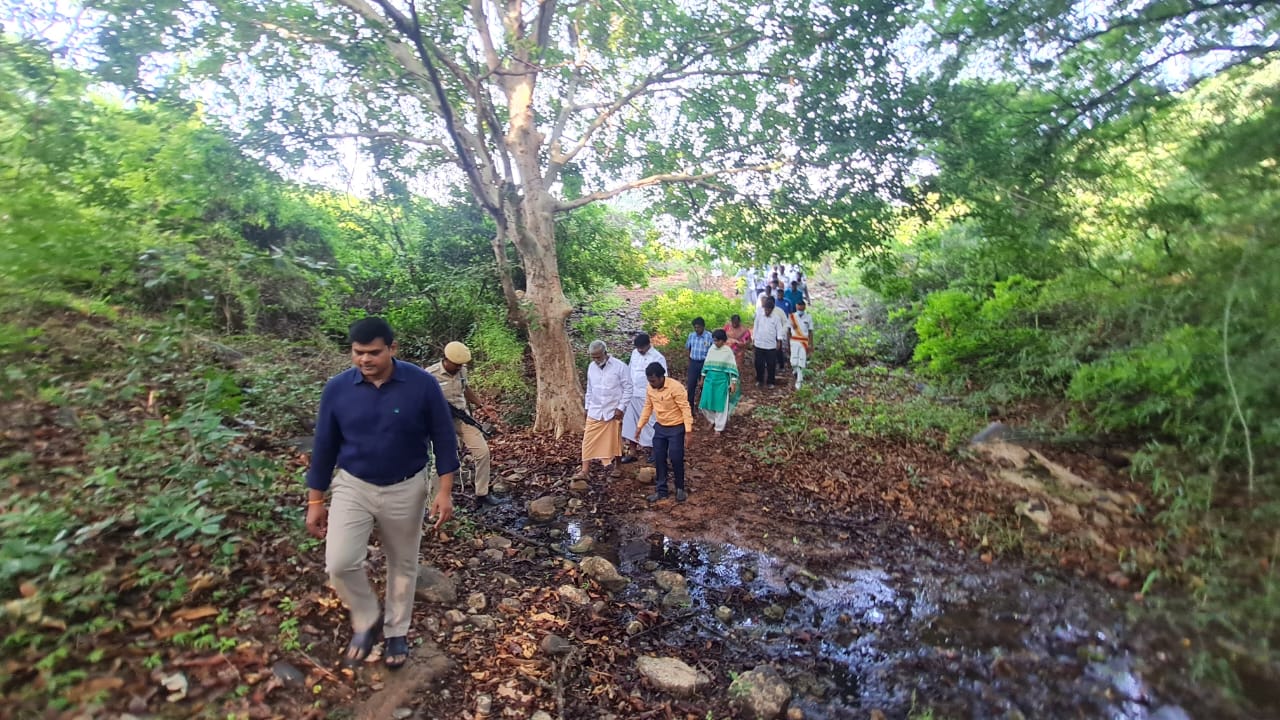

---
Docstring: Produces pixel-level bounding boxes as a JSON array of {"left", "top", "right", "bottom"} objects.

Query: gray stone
[
  {"left": 642, "top": 588, "right": 661, "bottom": 603},
  {"left": 392, "top": 709, "right": 412, "bottom": 720},
  {"left": 569, "top": 479, "right": 591, "bottom": 493},
  {"left": 491, "top": 481, "right": 511, "bottom": 494},
  {"left": 271, "top": 660, "right": 305, "bottom": 686},
  {"left": 499, "top": 597, "right": 522, "bottom": 613},
  {"left": 635, "top": 656, "right": 711, "bottom": 698},
  {"left": 567, "top": 498, "right": 585, "bottom": 510},
  {"left": 415, "top": 565, "right": 457, "bottom": 604},
  {"left": 557, "top": 584, "right": 591, "bottom": 606},
  {"left": 654, "top": 570, "right": 687, "bottom": 592},
  {"left": 642, "top": 560, "right": 660, "bottom": 572},
  {"left": 626, "top": 620, "right": 644, "bottom": 636},
  {"left": 482, "top": 548, "right": 505, "bottom": 562},
  {"left": 443, "top": 609, "right": 468, "bottom": 626},
  {"left": 763, "top": 604, "right": 785, "bottom": 621},
  {"left": 549, "top": 528, "right": 563, "bottom": 538},
  {"left": 493, "top": 572, "right": 521, "bottom": 589},
  {"left": 567, "top": 535, "right": 596, "bottom": 554},
  {"left": 1150, "top": 706, "right": 1191, "bottom": 720},
  {"left": 466, "top": 592, "right": 488, "bottom": 612},
  {"left": 484, "top": 536, "right": 513, "bottom": 550},
  {"left": 580, "top": 556, "right": 629, "bottom": 591},
  {"left": 715, "top": 606, "right": 734, "bottom": 623},
  {"left": 539, "top": 633, "right": 573, "bottom": 656},
  {"left": 661, "top": 588, "right": 692, "bottom": 609},
  {"left": 729, "top": 665, "right": 792, "bottom": 719},
  {"left": 475, "top": 694, "right": 493, "bottom": 716},
  {"left": 528, "top": 496, "right": 558, "bottom": 523},
  {"left": 970, "top": 421, "right": 1010, "bottom": 445},
  {"left": 1015, "top": 499, "right": 1053, "bottom": 534},
  {"left": 469, "top": 614, "right": 496, "bottom": 630}
]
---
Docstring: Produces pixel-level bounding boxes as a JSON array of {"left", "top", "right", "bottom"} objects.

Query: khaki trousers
[
  {"left": 325, "top": 468, "right": 434, "bottom": 638},
  {"left": 454, "top": 420, "right": 491, "bottom": 495}
]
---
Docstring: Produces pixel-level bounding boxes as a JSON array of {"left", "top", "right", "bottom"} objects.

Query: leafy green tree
[{"left": 65, "top": 0, "right": 913, "bottom": 434}]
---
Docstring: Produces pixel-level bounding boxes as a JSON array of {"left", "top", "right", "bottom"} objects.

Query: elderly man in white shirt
[
  {"left": 752, "top": 295, "right": 789, "bottom": 388},
  {"left": 621, "top": 332, "right": 666, "bottom": 464},
  {"left": 574, "top": 339, "right": 631, "bottom": 480}
]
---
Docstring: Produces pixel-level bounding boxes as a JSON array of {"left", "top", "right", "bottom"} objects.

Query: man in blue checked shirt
[{"left": 685, "top": 317, "right": 712, "bottom": 407}]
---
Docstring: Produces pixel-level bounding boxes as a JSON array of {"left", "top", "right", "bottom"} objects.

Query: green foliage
[
  {"left": 467, "top": 310, "right": 533, "bottom": 415},
  {"left": 556, "top": 206, "right": 652, "bottom": 300},
  {"left": 639, "top": 289, "right": 752, "bottom": 352}
]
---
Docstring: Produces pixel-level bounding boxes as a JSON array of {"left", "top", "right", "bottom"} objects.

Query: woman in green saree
[{"left": 698, "top": 329, "right": 741, "bottom": 434}]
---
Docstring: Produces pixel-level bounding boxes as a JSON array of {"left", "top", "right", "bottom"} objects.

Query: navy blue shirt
[{"left": 306, "top": 359, "right": 460, "bottom": 491}]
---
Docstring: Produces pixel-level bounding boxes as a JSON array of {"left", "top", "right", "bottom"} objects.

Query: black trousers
[
  {"left": 754, "top": 347, "right": 777, "bottom": 385},
  {"left": 652, "top": 424, "right": 686, "bottom": 495}
]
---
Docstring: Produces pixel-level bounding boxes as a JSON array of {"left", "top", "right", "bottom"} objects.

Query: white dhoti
[
  {"left": 621, "top": 395, "right": 657, "bottom": 447},
  {"left": 790, "top": 340, "right": 809, "bottom": 389}
]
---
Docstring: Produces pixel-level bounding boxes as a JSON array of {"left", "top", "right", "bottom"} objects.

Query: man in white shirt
[
  {"left": 574, "top": 340, "right": 631, "bottom": 480},
  {"left": 752, "top": 296, "right": 788, "bottom": 388},
  {"left": 788, "top": 300, "right": 815, "bottom": 389},
  {"left": 621, "top": 333, "right": 666, "bottom": 463}
]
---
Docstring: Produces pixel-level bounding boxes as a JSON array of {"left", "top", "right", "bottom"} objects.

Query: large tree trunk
[
  {"left": 490, "top": 227, "right": 525, "bottom": 331},
  {"left": 511, "top": 194, "right": 584, "bottom": 437}
]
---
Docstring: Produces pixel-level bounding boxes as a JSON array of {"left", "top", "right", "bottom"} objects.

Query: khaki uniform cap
[{"left": 444, "top": 341, "right": 472, "bottom": 364}]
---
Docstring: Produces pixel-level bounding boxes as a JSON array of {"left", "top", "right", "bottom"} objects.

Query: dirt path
[{"left": 333, "top": 275, "right": 1239, "bottom": 719}]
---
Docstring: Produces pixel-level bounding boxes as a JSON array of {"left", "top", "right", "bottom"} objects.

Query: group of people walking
[
  {"left": 300, "top": 265, "right": 817, "bottom": 675},
  {"left": 577, "top": 265, "right": 816, "bottom": 504}
]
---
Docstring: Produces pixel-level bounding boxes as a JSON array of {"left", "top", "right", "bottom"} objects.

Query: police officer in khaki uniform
[{"left": 427, "top": 342, "right": 502, "bottom": 507}]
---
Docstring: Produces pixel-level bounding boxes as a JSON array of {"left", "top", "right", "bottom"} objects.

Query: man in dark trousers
[
  {"left": 305, "top": 317, "right": 458, "bottom": 671},
  {"left": 634, "top": 362, "right": 694, "bottom": 503}
]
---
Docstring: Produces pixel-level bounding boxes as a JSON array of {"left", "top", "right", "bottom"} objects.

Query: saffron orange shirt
[{"left": 637, "top": 378, "right": 693, "bottom": 433}]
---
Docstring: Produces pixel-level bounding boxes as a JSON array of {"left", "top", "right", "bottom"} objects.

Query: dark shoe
[
  {"left": 619, "top": 455, "right": 638, "bottom": 464},
  {"left": 384, "top": 636, "right": 409, "bottom": 670},
  {"left": 645, "top": 492, "right": 668, "bottom": 503},
  {"left": 676, "top": 489, "right": 687, "bottom": 502},
  {"left": 476, "top": 493, "right": 505, "bottom": 508},
  {"left": 340, "top": 617, "right": 383, "bottom": 668}
]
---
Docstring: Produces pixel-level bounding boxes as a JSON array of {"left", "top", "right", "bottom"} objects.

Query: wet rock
[
  {"left": 415, "top": 566, "right": 457, "bottom": 604},
  {"left": 635, "top": 656, "right": 710, "bottom": 697},
  {"left": 626, "top": 620, "right": 644, "bottom": 636},
  {"left": 466, "top": 592, "right": 488, "bottom": 612},
  {"left": 568, "top": 536, "right": 596, "bottom": 554},
  {"left": 654, "top": 570, "right": 687, "bottom": 592},
  {"left": 729, "top": 665, "right": 792, "bottom": 719},
  {"left": 661, "top": 588, "right": 692, "bottom": 609},
  {"left": 1014, "top": 499, "right": 1052, "bottom": 534},
  {"left": 763, "top": 604, "right": 786, "bottom": 621},
  {"left": 569, "top": 479, "right": 591, "bottom": 494},
  {"left": 580, "top": 556, "right": 629, "bottom": 591},
  {"left": 528, "top": 496, "right": 558, "bottom": 523},
  {"left": 557, "top": 584, "right": 591, "bottom": 606},
  {"left": 539, "top": 633, "right": 573, "bottom": 656},
  {"left": 271, "top": 661, "right": 304, "bottom": 686},
  {"left": 484, "top": 536, "right": 512, "bottom": 550},
  {"left": 443, "top": 609, "right": 468, "bottom": 626},
  {"left": 715, "top": 606, "right": 734, "bottom": 623},
  {"left": 469, "top": 614, "right": 496, "bottom": 630}
]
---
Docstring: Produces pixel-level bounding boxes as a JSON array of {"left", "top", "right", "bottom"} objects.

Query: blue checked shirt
[{"left": 685, "top": 330, "right": 713, "bottom": 361}]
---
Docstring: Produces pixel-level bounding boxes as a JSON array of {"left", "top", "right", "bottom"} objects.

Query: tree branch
[
  {"left": 555, "top": 162, "right": 784, "bottom": 212},
  {"left": 470, "top": 0, "right": 502, "bottom": 73}
]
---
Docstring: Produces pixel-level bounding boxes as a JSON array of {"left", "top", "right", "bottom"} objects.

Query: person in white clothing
[
  {"left": 788, "top": 299, "right": 815, "bottom": 389},
  {"left": 621, "top": 332, "right": 666, "bottom": 463},
  {"left": 751, "top": 296, "right": 789, "bottom": 387},
  {"left": 574, "top": 340, "right": 631, "bottom": 480}
]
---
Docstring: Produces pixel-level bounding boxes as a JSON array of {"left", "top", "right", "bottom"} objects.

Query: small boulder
[
  {"left": 443, "top": 609, "right": 468, "bottom": 626},
  {"left": 638, "top": 467, "right": 656, "bottom": 483},
  {"left": 580, "top": 556, "right": 629, "bottom": 591},
  {"left": 1015, "top": 499, "right": 1053, "bottom": 534},
  {"left": 271, "top": 661, "right": 305, "bottom": 686},
  {"left": 539, "top": 634, "right": 573, "bottom": 656},
  {"left": 715, "top": 606, "right": 734, "bottom": 623},
  {"left": 528, "top": 496, "right": 559, "bottom": 523},
  {"left": 557, "top": 584, "right": 591, "bottom": 606},
  {"left": 415, "top": 566, "right": 457, "bottom": 604},
  {"left": 569, "top": 479, "right": 591, "bottom": 494},
  {"left": 469, "top": 614, "right": 496, "bottom": 630},
  {"left": 729, "top": 665, "right": 792, "bottom": 720},
  {"left": 661, "top": 588, "right": 692, "bottom": 609},
  {"left": 635, "top": 656, "right": 711, "bottom": 698},
  {"left": 466, "top": 592, "right": 488, "bottom": 612},
  {"left": 654, "top": 570, "right": 687, "bottom": 592},
  {"left": 484, "top": 536, "right": 513, "bottom": 550},
  {"left": 568, "top": 536, "right": 596, "bottom": 554},
  {"left": 763, "top": 604, "right": 786, "bottom": 621}
]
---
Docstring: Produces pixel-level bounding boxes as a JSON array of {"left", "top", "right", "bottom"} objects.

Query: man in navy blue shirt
[
  {"left": 684, "top": 317, "right": 712, "bottom": 407},
  {"left": 305, "top": 317, "right": 459, "bottom": 670}
]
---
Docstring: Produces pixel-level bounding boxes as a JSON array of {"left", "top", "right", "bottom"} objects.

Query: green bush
[
  {"left": 639, "top": 289, "right": 752, "bottom": 351},
  {"left": 467, "top": 310, "right": 532, "bottom": 413}
]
